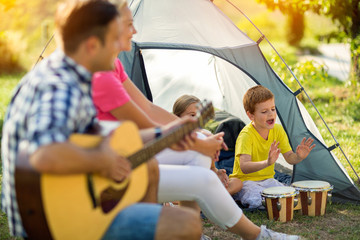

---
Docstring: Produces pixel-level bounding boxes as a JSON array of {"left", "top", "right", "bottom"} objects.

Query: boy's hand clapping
[
  {"left": 295, "top": 137, "right": 316, "bottom": 160},
  {"left": 267, "top": 141, "right": 280, "bottom": 166}
]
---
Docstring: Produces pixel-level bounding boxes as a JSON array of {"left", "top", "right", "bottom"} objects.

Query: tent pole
[
  {"left": 225, "top": 0, "right": 360, "bottom": 183},
  {"left": 33, "top": 34, "right": 54, "bottom": 69}
]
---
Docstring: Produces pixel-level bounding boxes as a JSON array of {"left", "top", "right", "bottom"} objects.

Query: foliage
[
  {"left": 256, "top": 0, "right": 360, "bottom": 82},
  {"left": 291, "top": 60, "right": 330, "bottom": 87},
  {"left": 236, "top": 11, "right": 286, "bottom": 43},
  {"left": 0, "top": 0, "right": 15, "bottom": 11},
  {"left": 1, "top": 0, "right": 30, "bottom": 65},
  {"left": 0, "top": 32, "right": 25, "bottom": 74},
  {"left": 347, "top": 101, "right": 360, "bottom": 122},
  {"left": 255, "top": 0, "right": 307, "bottom": 46},
  {"left": 267, "top": 53, "right": 332, "bottom": 97},
  {"left": 0, "top": 0, "right": 56, "bottom": 70}
]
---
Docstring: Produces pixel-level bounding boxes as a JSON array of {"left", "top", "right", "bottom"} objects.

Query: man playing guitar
[{"left": 1, "top": 1, "right": 201, "bottom": 239}]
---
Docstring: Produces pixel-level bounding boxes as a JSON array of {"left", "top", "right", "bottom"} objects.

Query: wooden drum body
[
  {"left": 261, "top": 186, "right": 298, "bottom": 222},
  {"left": 291, "top": 180, "right": 333, "bottom": 216}
]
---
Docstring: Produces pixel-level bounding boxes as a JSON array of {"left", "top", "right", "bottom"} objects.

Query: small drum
[
  {"left": 261, "top": 186, "right": 298, "bottom": 222},
  {"left": 291, "top": 180, "right": 333, "bottom": 216}
]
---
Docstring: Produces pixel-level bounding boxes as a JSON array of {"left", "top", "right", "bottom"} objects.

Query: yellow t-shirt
[{"left": 229, "top": 123, "right": 292, "bottom": 181}]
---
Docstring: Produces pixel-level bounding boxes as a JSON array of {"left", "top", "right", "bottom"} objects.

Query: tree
[
  {"left": 286, "top": 8, "right": 304, "bottom": 47},
  {"left": 256, "top": 0, "right": 306, "bottom": 46},
  {"left": 0, "top": 0, "right": 23, "bottom": 73},
  {"left": 257, "top": 0, "right": 360, "bottom": 83}
]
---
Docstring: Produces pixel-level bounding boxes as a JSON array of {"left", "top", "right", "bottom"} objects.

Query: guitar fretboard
[
  {"left": 128, "top": 103, "right": 213, "bottom": 169},
  {"left": 128, "top": 121, "right": 198, "bottom": 168}
]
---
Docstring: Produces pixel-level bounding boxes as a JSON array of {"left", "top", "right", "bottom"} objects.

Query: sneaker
[
  {"left": 200, "top": 234, "right": 212, "bottom": 240},
  {"left": 257, "top": 225, "right": 300, "bottom": 240}
]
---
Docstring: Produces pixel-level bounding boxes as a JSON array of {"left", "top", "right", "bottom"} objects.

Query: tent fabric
[{"left": 121, "top": 0, "right": 360, "bottom": 204}]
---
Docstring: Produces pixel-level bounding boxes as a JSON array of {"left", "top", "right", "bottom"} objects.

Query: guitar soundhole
[{"left": 100, "top": 186, "right": 128, "bottom": 213}]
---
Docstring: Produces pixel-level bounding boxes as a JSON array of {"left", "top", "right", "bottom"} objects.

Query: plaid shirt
[{"left": 1, "top": 49, "right": 97, "bottom": 237}]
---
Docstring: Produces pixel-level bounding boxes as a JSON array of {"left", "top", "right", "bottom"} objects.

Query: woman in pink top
[{"left": 93, "top": 59, "right": 130, "bottom": 121}]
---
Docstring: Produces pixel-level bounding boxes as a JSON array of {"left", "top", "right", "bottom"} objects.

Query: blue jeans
[{"left": 102, "top": 203, "right": 162, "bottom": 240}]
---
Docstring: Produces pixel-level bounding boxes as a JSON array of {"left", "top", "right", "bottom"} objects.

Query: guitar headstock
[{"left": 196, "top": 100, "right": 214, "bottom": 128}]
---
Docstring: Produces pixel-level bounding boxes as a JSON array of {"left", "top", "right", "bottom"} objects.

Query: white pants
[
  {"left": 158, "top": 165, "right": 243, "bottom": 229},
  {"left": 155, "top": 132, "right": 242, "bottom": 229},
  {"left": 234, "top": 178, "right": 284, "bottom": 209},
  {"left": 99, "top": 120, "right": 242, "bottom": 227},
  {"left": 155, "top": 148, "right": 211, "bottom": 168},
  {"left": 155, "top": 132, "right": 211, "bottom": 168}
]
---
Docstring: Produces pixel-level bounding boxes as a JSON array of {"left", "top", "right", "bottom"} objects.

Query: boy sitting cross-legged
[{"left": 229, "top": 85, "right": 315, "bottom": 209}]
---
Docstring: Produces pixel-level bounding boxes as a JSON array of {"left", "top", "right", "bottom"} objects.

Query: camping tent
[{"left": 120, "top": 0, "right": 360, "bottom": 204}]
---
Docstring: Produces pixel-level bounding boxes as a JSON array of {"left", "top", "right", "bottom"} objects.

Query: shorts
[{"left": 102, "top": 203, "right": 162, "bottom": 240}]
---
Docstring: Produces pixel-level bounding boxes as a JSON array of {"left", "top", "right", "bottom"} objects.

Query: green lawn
[{"left": 203, "top": 202, "right": 360, "bottom": 240}]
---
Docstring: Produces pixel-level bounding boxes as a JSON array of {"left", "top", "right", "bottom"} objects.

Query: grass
[
  {"left": 0, "top": 212, "right": 16, "bottom": 240},
  {"left": 203, "top": 203, "right": 360, "bottom": 239},
  {"left": 301, "top": 86, "right": 360, "bottom": 184}
]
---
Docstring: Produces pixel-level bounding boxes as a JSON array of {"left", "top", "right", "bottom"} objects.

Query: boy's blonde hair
[
  {"left": 243, "top": 85, "right": 274, "bottom": 114},
  {"left": 173, "top": 95, "right": 200, "bottom": 117}
]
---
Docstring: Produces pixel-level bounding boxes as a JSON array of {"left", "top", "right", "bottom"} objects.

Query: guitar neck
[{"left": 128, "top": 121, "right": 199, "bottom": 169}]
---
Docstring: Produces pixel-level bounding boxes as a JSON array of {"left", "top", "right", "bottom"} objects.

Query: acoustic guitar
[{"left": 15, "top": 101, "right": 214, "bottom": 240}]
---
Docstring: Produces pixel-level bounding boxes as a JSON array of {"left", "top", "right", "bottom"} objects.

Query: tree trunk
[
  {"left": 350, "top": 0, "right": 360, "bottom": 83},
  {"left": 286, "top": 10, "right": 305, "bottom": 47}
]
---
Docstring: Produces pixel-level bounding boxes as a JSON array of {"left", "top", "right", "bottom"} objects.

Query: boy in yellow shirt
[{"left": 229, "top": 85, "right": 315, "bottom": 209}]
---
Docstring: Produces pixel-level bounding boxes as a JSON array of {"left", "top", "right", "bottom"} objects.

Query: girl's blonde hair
[{"left": 173, "top": 95, "right": 200, "bottom": 117}]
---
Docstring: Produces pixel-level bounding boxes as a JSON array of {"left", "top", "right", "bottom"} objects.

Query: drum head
[
  {"left": 291, "top": 180, "right": 333, "bottom": 191},
  {"left": 261, "top": 186, "right": 297, "bottom": 198}
]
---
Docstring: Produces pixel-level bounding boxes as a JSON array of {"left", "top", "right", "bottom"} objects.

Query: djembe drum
[
  {"left": 261, "top": 186, "right": 298, "bottom": 222},
  {"left": 291, "top": 180, "right": 333, "bottom": 216}
]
